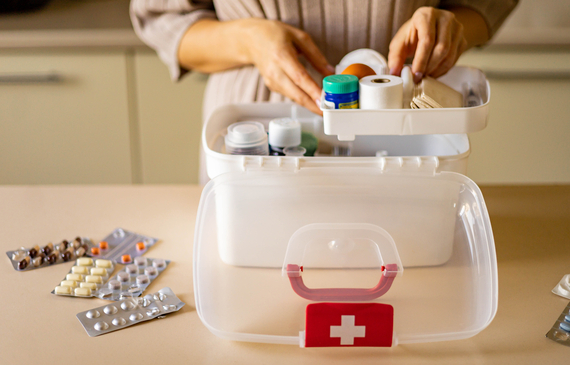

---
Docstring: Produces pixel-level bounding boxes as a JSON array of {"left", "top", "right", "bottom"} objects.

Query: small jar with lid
[
  {"left": 224, "top": 121, "right": 269, "bottom": 155},
  {"left": 322, "top": 74, "right": 359, "bottom": 109},
  {"left": 268, "top": 118, "right": 302, "bottom": 156}
]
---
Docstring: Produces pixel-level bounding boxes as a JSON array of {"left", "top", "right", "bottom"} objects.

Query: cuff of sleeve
[
  {"left": 131, "top": 8, "right": 217, "bottom": 81},
  {"left": 439, "top": 0, "right": 518, "bottom": 39}
]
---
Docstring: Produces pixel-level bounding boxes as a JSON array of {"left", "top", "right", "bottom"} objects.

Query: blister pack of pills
[
  {"left": 76, "top": 287, "right": 185, "bottom": 337},
  {"left": 6, "top": 237, "right": 94, "bottom": 271},
  {"left": 552, "top": 274, "right": 570, "bottom": 300},
  {"left": 52, "top": 258, "right": 115, "bottom": 298},
  {"left": 91, "top": 228, "right": 159, "bottom": 264},
  {"left": 98, "top": 257, "right": 170, "bottom": 301},
  {"left": 546, "top": 301, "right": 570, "bottom": 346}
]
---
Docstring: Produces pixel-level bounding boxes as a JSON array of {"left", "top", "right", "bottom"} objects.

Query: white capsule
[
  {"left": 95, "top": 259, "right": 112, "bottom": 269},
  {"left": 76, "top": 257, "right": 93, "bottom": 266},
  {"left": 86, "top": 310, "right": 100, "bottom": 319},
  {"left": 104, "top": 305, "right": 118, "bottom": 315},
  {"left": 94, "top": 321, "right": 109, "bottom": 331}
]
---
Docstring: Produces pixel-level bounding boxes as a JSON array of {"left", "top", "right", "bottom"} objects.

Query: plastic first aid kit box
[{"left": 193, "top": 66, "right": 497, "bottom": 348}]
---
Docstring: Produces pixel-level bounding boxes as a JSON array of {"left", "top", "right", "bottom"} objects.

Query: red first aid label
[{"left": 304, "top": 303, "right": 394, "bottom": 347}]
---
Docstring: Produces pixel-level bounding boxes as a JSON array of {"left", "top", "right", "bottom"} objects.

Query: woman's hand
[
  {"left": 238, "top": 19, "right": 334, "bottom": 115},
  {"left": 388, "top": 7, "right": 469, "bottom": 83}
]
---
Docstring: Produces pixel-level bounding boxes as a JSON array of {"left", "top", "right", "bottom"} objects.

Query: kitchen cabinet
[
  {"left": 0, "top": 50, "right": 133, "bottom": 184},
  {"left": 133, "top": 50, "right": 207, "bottom": 184},
  {"left": 458, "top": 49, "right": 570, "bottom": 184}
]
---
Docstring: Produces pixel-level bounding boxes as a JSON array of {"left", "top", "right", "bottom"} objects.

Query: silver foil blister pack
[
  {"left": 76, "top": 287, "right": 184, "bottom": 337},
  {"left": 98, "top": 257, "right": 170, "bottom": 301},
  {"left": 91, "top": 228, "right": 159, "bottom": 264},
  {"left": 546, "top": 301, "right": 570, "bottom": 346},
  {"left": 6, "top": 237, "right": 94, "bottom": 271}
]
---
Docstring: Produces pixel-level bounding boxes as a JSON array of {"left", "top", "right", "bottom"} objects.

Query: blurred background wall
[{"left": 1, "top": 0, "right": 569, "bottom": 185}]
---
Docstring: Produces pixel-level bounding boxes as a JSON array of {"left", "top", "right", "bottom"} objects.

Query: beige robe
[{"left": 131, "top": 0, "right": 517, "bottom": 120}]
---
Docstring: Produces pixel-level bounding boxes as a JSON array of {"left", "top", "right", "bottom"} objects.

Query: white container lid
[
  {"left": 193, "top": 167, "right": 497, "bottom": 346},
  {"left": 268, "top": 118, "right": 301, "bottom": 147},
  {"left": 224, "top": 121, "right": 268, "bottom": 155}
]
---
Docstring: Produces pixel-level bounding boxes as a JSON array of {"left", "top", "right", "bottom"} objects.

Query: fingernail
[
  {"left": 413, "top": 72, "right": 423, "bottom": 84},
  {"left": 390, "top": 67, "right": 399, "bottom": 76},
  {"left": 326, "top": 64, "right": 335, "bottom": 74},
  {"left": 315, "top": 98, "right": 321, "bottom": 107}
]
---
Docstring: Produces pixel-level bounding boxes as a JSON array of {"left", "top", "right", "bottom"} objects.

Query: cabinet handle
[
  {"left": 484, "top": 69, "right": 570, "bottom": 80},
  {"left": 0, "top": 72, "right": 62, "bottom": 84}
]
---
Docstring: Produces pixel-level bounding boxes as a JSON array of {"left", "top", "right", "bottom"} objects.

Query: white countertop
[{"left": 1, "top": 185, "right": 570, "bottom": 364}]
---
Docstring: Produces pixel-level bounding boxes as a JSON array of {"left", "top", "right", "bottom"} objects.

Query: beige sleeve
[
  {"left": 130, "top": 0, "right": 217, "bottom": 81},
  {"left": 439, "top": 0, "right": 519, "bottom": 38}
]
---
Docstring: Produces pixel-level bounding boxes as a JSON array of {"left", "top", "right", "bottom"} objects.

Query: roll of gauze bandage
[{"left": 359, "top": 75, "right": 403, "bottom": 109}]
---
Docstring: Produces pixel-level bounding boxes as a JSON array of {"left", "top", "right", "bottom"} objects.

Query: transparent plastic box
[{"left": 194, "top": 67, "right": 497, "bottom": 347}]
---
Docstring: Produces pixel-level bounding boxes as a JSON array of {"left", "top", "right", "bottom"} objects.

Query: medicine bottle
[{"left": 322, "top": 74, "right": 359, "bottom": 109}]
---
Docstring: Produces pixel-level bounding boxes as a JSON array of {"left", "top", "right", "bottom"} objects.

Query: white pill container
[{"left": 224, "top": 121, "right": 269, "bottom": 156}]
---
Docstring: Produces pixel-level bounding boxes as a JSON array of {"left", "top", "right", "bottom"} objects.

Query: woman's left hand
[{"left": 388, "top": 7, "right": 468, "bottom": 83}]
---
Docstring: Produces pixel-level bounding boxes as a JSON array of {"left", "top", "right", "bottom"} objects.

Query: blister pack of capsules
[
  {"left": 53, "top": 258, "right": 115, "bottom": 298},
  {"left": 547, "top": 301, "right": 570, "bottom": 346},
  {"left": 76, "top": 287, "right": 184, "bottom": 337},
  {"left": 91, "top": 228, "right": 158, "bottom": 264},
  {"left": 98, "top": 257, "right": 170, "bottom": 301},
  {"left": 6, "top": 237, "right": 94, "bottom": 271}
]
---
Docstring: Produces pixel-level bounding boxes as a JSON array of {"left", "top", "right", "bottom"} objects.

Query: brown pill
[
  {"left": 41, "top": 243, "right": 54, "bottom": 255},
  {"left": 57, "top": 243, "right": 66, "bottom": 252},
  {"left": 62, "top": 240, "right": 69, "bottom": 249},
  {"left": 61, "top": 251, "right": 72, "bottom": 262},
  {"left": 46, "top": 251, "right": 58, "bottom": 265},
  {"left": 81, "top": 243, "right": 89, "bottom": 252},
  {"left": 18, "top": 256, "right": 30, "bottom": 270},
  {"left": 28, "top": 245, "right": 39, "bottom": 258},
  {"left": 75, "top": 237, "right": 82, "bottom": 243}
]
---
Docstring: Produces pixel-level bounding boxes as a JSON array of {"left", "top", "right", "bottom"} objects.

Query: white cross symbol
[{"left": 330, "top": 315, "right": 366, "bottom": 345}]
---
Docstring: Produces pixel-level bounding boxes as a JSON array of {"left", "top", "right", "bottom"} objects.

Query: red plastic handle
[{"left": 286, "top": 263, "right": 398, "bottom": 302}]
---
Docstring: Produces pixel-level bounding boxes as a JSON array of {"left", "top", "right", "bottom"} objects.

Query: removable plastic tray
[{"left": 320, "top": 66, "right": 490, "bottom": 141}]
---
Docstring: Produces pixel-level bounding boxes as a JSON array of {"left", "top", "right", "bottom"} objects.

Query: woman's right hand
[{"left": 237, "top": 19, "right": 334, "bottom": 115}]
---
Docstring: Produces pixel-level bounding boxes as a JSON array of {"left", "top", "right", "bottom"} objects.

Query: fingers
[
  {"left": 399, "top": 7, "right": 467, "bottom": 82},
  {"left": 277, "top": 43, "right": 323, "bottom": 103},
  {"left": 261, "top": 61, "right": 322, "bottom": 115},
  {"left": 425, "top": 14, "right": 453, "bottom": 75},
  {"left": 288, "top": 26, "right": 335, "bottom": 77},
  {"left": 410, "top": 9, "right": 437, "bottom": 83},
  {"left": 387, "top": 29, "right": 410, "bottom": 76},
  {"left": 430, "top": 36, "right": 467, "bottom": 79}
]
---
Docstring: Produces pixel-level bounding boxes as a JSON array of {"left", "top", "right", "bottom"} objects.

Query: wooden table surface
[{"left": 1, "top": 185, "right": 569, "bottom": 364}]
